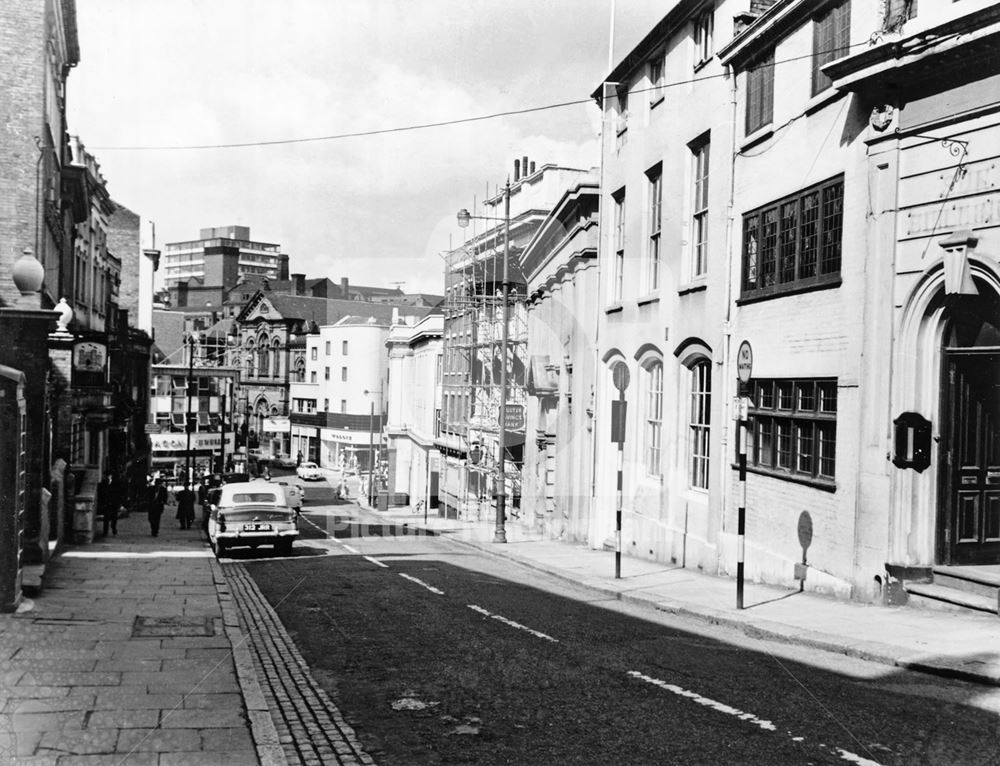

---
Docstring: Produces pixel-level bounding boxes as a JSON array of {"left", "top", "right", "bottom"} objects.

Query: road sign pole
[
  {"left": 616, "top": 406, "right": 624, "bottom": 580},
  {"left": 610, "top": 360, "right": 630, "bottom": 581},
  {"left": 737, "top": 413, "right": 747, "bottom": 610},
  {"left": 735, "top": 340, "right": 752, "bottom": 611}
]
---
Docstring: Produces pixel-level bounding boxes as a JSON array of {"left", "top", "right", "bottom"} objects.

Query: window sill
[
  {"left": 649, "top": 95, "right": 664, "bottom": 110},
  {"left": 804, "top": 87, "right": 845, "bottom": 116},
  {"left": 731, "top": 463, "right": 837, "bottom": 492},
  {"left": 740, "top": 126, "right": 774, "bottom": 152},
  {"left": 693, "top": 57, "right": 713, "bottom": 74},
  {"left": 605, "top": 303, "right": 624, "bottom": 315},
  {"left": 636, "top": 293, "right": 660, "bottom": 307},
  {"left": 678, "top": 281, "right": 707, "bottom": 296},
  {"left": 737, "top": 276, "right": 841, "bottom": 306}
]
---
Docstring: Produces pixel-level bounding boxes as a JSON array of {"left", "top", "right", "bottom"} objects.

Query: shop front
[{"left": 150, "top": 432, "right": 235, "bottom": 483}]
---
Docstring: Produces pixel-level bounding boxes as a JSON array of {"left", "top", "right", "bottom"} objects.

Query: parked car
[
  {"left": 276, "top": 480, "right": 303, "bottom": 512},
  {"left": 296, "top": 461, "right": 324, "bottom": 481},
  {"left": 207, "top": 479, "right": 298, "bottom": 557}
]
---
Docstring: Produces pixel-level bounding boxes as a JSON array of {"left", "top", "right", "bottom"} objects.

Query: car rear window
[{"left": 232, "top": 492, "right": 278, "bottom": 504}]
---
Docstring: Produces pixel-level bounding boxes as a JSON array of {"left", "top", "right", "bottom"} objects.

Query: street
[{"left": 225, "top": 483, "right": 1000, "bottom": 766}]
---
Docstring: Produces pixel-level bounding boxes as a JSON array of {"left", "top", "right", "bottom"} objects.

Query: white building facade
[
  {"left": 289, "top": 316, "right": 390, "bottom": 471},
  {"left": 385, "top": 313, "right": 444, "bottom": 509}
]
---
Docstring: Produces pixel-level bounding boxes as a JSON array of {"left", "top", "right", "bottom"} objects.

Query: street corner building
[{"left": 582, "top": 0, "right": 1000, "bottom": 615}]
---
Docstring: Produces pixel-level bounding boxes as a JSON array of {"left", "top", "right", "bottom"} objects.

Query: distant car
[
  {"left": 296, "top": 462, "right": 324, "bottom": 481},
  {"left": 207, "top": 479, "right": 298, "bottom": 557},
  {"left": 276, "top": 480, "right": 303, "bottom": 512}
]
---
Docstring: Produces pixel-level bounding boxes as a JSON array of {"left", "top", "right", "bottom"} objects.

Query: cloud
[{"left": 71, "top": 0, "right": 663, "bottom": 296}]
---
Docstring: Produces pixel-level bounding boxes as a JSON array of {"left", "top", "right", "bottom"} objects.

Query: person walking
[
  {"left": 149, "top": 478, "right": 167, "bottom": 537},
  {"left": 198, "top": 478, "right": 211, "bottom": 532},
  {"left": 98, "top": 474, "right": 119, "bottom": 536},
  {"left": 176, "top": 483, "right": 196, "bottom": 530}
]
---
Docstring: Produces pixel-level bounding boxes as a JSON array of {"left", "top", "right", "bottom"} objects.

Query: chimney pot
[
  {"left": 514, "top": 159, "right": 521, "bottom": 181},
  {"left": 529, "top": 161, "right": 536, "bottom": 175},
  {"left": 522, "top": 156, "right": 528, "bottom": 178}
]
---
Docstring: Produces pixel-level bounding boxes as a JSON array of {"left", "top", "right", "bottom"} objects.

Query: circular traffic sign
[
  {"left": 612, "top": 361, "right": 630, "bottom": 393},
  {"left": 737, "top": 341, "right": 753, "bottom": 385}
]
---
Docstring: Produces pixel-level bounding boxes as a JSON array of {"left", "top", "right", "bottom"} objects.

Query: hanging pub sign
[
  {"left": 72, "top": 340, "right": 107, "bottom": 387},
  {"left": 73, "top": 341, "right": 107, "bottom": 372}
]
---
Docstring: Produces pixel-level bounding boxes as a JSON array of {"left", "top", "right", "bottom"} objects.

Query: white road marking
[
  {"left": 836, "top": 749, "right": 884, "bottom": 766},
  {"left": 341, "top": 543, "right": 360, "bottom": 555},
  {"left": 627, "top": 671, "right": 883, "bottom": 766},
  {"left": 467, "top": 605, "right": 558, "bottom": 643},
  {"left": 399, "top": 573, "right": 444, "bottom": 594},
  {"left": 364, "top": 556, "right": 389, "bottom": 568},
  {"left": 628, "top": 670, "right": 775, "bottom": 731}
]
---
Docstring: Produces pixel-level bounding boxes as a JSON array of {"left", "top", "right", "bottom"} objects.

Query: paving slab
[{"left": 0, "top": 511, "right": 278, "bottom": 764}]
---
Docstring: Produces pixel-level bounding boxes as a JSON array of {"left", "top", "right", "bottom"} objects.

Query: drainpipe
[{"left": 718, "top": 63, "right": 740, "bottom": 571}]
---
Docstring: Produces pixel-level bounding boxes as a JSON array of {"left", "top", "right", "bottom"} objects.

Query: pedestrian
[
  {"left": 296, "top": 451, "right": 303, "bottom": 467},
  {"left": 98, "top": 474, "right": 119, "bottom": 536},
  {"left": 176, "top": 483, "right": 196, "bottom": 530},
  {"left": 149, "top": 478, "right": 167, "bottom": 537},
  {"left": 198, "top": 478, "right": 211, "bottom": 531}
]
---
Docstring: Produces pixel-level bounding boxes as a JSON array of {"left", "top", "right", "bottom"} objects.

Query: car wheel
[
  {"left": 276, "top": 539, "right": 293, "bottom": 556},
  {"left": 216, "top": 541, "right": 226, "bottom": 557}
]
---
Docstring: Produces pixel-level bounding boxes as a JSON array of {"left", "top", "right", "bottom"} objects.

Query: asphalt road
[{"left": 233, "top": 494, "right": 1000, "bottom": 765}]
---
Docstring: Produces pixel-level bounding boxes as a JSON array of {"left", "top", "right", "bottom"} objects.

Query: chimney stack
[
  {"left": 529, "top": 160, "right": 536, "bottom": 175},
  {"left": 514, "top": 159, "right": 521, "bottom": 181},
  {"left": 522, "top": 156, "right": 528, "bottom": 179},
  {"left": 292, "top": 272, "right": 306, "bottom": 295},
  {"left": 340, "top": 277, "right": 349, "bottom": 298}
]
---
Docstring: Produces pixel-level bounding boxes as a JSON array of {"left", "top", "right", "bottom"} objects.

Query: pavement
[
  {"left": 363, "top": 498, "right": 1000, "bottom": 688},
  {"left": 0, "top": 502, "right": 371, "bottom": 765}
]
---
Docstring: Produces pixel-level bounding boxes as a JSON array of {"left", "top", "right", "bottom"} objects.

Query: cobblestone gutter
[{"left": 223, "top": 561, "right": 376, "bottom": 766}]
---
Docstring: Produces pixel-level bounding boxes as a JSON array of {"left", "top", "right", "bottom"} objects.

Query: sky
[{"left": 70, "top": 1, "right": 665, "bottom": 294}]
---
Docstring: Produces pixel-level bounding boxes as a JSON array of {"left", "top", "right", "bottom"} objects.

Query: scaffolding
[{"left": 440, "top": 216, "right": 531, "bottom": 511}]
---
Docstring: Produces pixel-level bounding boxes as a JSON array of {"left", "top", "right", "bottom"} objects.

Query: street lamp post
[
  {"left": 457, "top": 179, "right": 511, "bottom": 544},
  {"left": 185, "top": 333, "right": 197, "bottom": 487},
  {"left": 367, "top": 399, "right": 375, "bottom": 506},
  {"left": 363, "top": 384, "right": 383, "bottom": 508}
]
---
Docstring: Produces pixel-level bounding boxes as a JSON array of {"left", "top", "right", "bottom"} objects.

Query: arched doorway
[{"left": 938, "top": 287, "right": 1000, "bottom": 564}]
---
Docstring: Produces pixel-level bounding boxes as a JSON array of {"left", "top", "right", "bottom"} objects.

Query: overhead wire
[{"left": 90, "top": 39, "right": 876, "bottom": 152}]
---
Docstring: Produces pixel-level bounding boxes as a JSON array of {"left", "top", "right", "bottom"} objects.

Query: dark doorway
[{"left": 940, "top": 290, "right": 1000, "bottom": 565}]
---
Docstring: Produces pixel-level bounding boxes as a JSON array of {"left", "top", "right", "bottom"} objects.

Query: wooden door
[{"left": 943, "top": 351, "right": 1000, "bottom": 564}]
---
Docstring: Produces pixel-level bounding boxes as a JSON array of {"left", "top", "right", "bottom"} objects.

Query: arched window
[
  {"left": 244, "top": 340, "right": 255, "bottom": 379},
  {"left": 258, "top": 337, "right": 270, "bottom": 377},
  {"left": 689, "top": 359, "right": 711, "bottom": 489},
  {"left": 642, "top": 358, "right": 663, "bottom": 477},
  {"left": 272, "top": 340, "right": 281, "bottom": 378}
]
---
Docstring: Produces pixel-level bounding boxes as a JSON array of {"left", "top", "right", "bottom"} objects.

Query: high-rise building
[{"left": 162, "top": 226, "right": 289, "bottom": 288}]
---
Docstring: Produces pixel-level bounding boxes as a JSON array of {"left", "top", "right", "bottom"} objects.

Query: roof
[
  {"left": 334, "top": 315, "right": 390, "bottom": 328},
  {"left": 591, "top": 0, "right": 704, "bottom": 102}
]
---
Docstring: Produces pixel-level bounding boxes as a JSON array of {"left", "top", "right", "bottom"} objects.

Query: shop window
[{"left": 749, "top": 378, "right": 837, "bottom": 484}]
